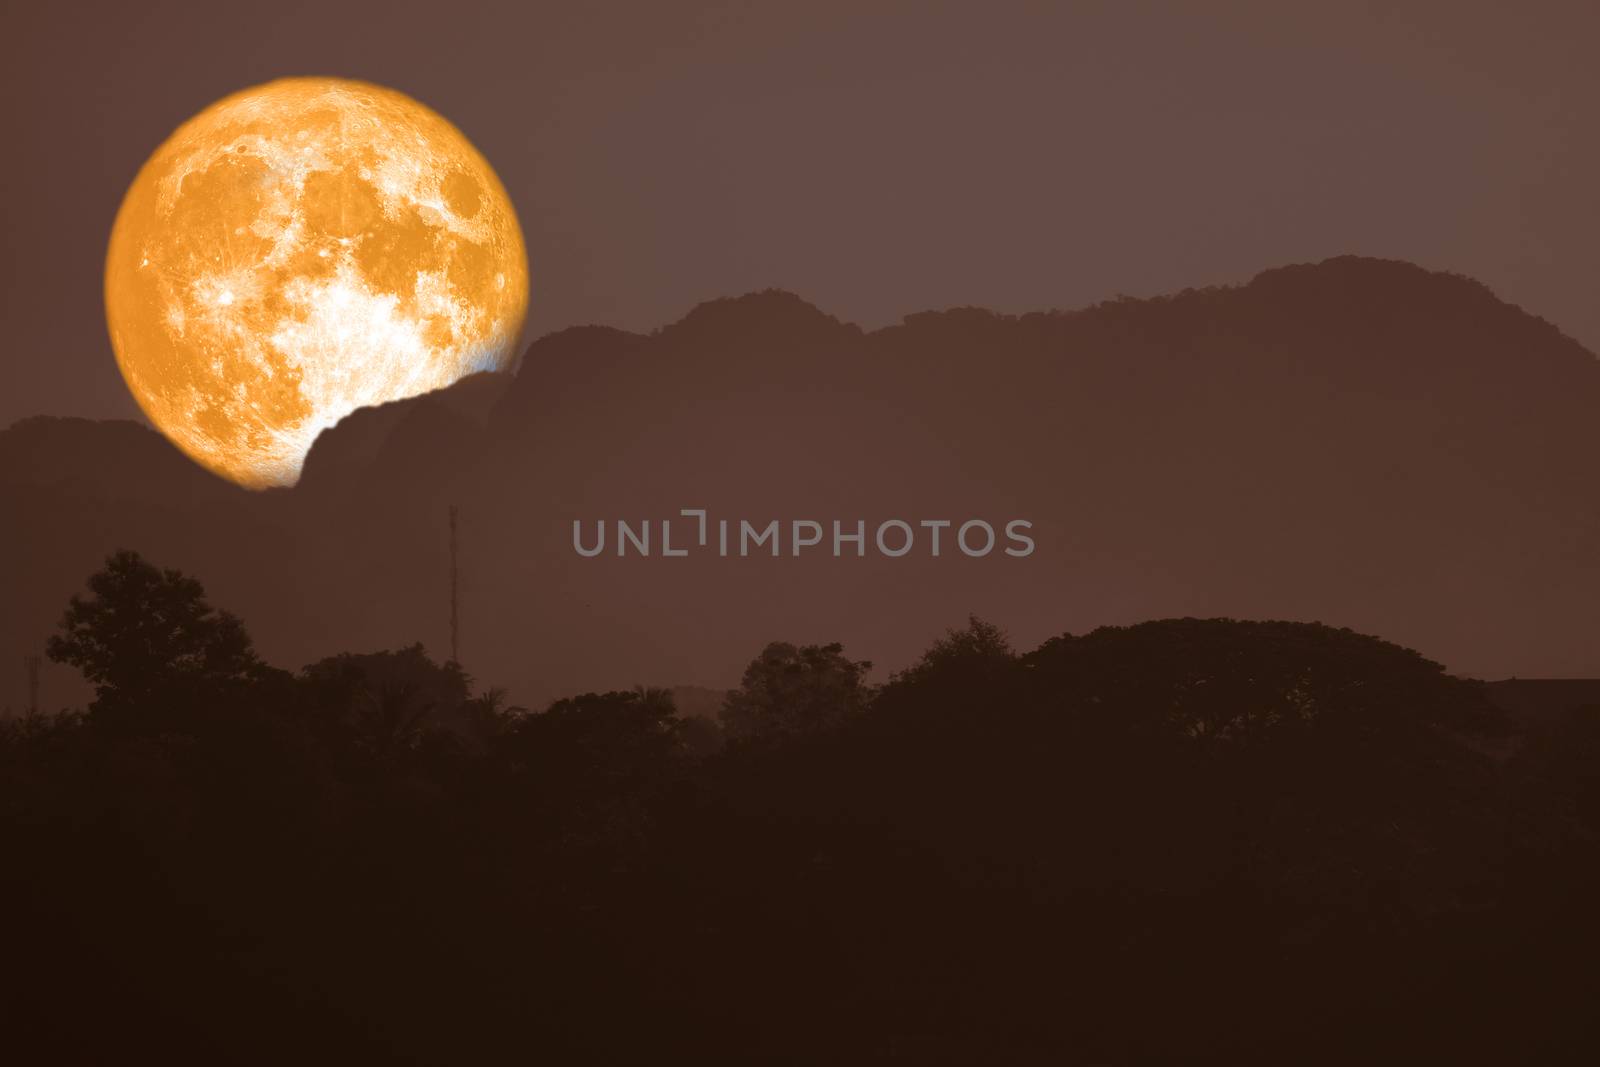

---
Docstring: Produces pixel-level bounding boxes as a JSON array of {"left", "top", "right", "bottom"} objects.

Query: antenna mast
[{"left": 449, "top": 505, "right": 460, "bottom": 665}]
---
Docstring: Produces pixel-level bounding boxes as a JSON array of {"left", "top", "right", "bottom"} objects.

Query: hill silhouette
[{"left": 3, "top": 256, "right": 1598, "bottom": 712}]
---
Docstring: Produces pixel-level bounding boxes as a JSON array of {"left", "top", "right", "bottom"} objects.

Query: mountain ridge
[{"left": 4, "top": 255, "right": 1597, "bottom": 713}]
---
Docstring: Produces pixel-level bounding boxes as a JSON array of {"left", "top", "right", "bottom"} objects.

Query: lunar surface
[{"left": 105, "top": 78, "right": 528, "bottom": 488}]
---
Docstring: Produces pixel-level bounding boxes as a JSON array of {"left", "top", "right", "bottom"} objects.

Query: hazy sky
[{"left": 4, "top": 0, "right": 1596, "bottom": 429}]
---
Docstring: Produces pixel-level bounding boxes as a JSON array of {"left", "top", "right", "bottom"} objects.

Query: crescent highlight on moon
[{"left": 105, "top": 77, "right": 529, "bottom": 488}]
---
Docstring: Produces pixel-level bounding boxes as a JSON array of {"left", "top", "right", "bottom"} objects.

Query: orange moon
[{"left": 105, "top": 78, "right": 528, "bottom": 488}]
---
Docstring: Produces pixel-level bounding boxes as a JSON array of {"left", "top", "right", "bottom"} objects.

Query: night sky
[{"left": 4, "top": 0, "right": 1596, "bottom": 430}]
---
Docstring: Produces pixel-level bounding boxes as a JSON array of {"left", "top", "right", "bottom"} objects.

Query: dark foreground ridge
[{"left": 4, "top": 551, "right": 1600, "bottom": 1063}]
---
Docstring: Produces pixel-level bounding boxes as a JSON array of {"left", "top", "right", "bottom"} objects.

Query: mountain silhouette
[
  {"left": 297, "top": 370, "right": 510, "bottom": 493},
  {"left": 4, "top": 256, "right": 1598, "bottom": 711}
]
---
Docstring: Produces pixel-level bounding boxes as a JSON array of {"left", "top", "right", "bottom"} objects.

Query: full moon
[{"left": 105, "top": 78, "right": 528, "bottom": 488}]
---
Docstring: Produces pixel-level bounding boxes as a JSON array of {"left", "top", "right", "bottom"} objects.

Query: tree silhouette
[
  {"left": 1019, "top": 617, "right": 1504, "bottom": 744},
  {"left": 503, "top": 686, "right": 684, "bottom": 783},
  {"left": 720, "top": 641, "right": 872, "bottom": 741},
  {"left": 493, "top": 687, "right": 687, "bottom": 850},
  {"left": 45, "top": 549, "right": 264, "bottom": 724},
  {"left": 11, "top": 553, "right": 1599, "bottom": 1064},
  {"left": 302, "top": 642, "right": 478, "bottom": 752},
  {"left": 884, "top": 616, "right": 1013, "bottom": 692}
]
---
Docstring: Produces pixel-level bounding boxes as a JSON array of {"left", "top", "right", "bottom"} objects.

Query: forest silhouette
[
  {"left": 5, "top": 256, "right": 1600, "bottom": 1060},
  {"left": 5, "top": 550, "right": 1600, "bottom": 1064}
]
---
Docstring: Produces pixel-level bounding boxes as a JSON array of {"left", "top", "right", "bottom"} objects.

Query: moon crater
[{"left": 106, "top": 78, "right": 528, "bottom": 488}]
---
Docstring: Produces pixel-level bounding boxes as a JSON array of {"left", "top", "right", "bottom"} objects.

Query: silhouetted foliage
[
  {"left": 878, "top": 615, "right": 1016, "bottom": 716},
  {"left": 302, "top": 642, "right": 487, "bottom": 752},
  {"left": 1022, "top": 616, "right": 1505, "bottom": 741},
  {"left": 45, "top": 549, "right": 275, "bottom": 727},
  {"left": 6, "top": 558, "right": 1600, "bottom": 1064},
  {"left": 497, "top": 686, "right": 685, "bottom": 795},
  {"left": 719, "top": 640, "right": 872, "bottom": 741}
]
